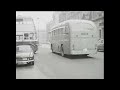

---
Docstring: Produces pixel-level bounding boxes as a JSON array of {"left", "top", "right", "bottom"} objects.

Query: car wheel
[
  {"left": 30, "top": 61, "right": 34, "bottom": 65},
  {"left": 32, "top": 61, "right": 34, "bottom": 65}
]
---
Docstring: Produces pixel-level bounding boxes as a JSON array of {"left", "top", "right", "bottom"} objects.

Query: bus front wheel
[{"left": 51, "top": 44, "right": 54, "bottom": 53}]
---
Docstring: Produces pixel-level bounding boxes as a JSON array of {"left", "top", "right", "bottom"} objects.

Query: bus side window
[
  {"left": 20, "top": 35, "right": 23, "bottom": 40},
  {"left": 63, "top": 28, "right": 65, "bottom": 34},
  {"left": 61, "top": 28, "right": 63, "bottom": 34},
  {"left": 56, "top": 29, "right": 57, "bottom": 35},
  {"left": 65, "top": 26, "right": 69, "bottom": 34},
  {"left": 24, "top": 33, "right": 29, "bottom": 40},
  {"left": 54, "top": 30, "right": 55, "bottom": 36},
  {"left": 52, "top": 31, "right": 53, "bottom": 37},
  {"left": 16, "top": 36, "right": 19, "bottom": 40},
  {"left": 58, "top": 29, "right": 60, "bottom": 35},
  {"left": 30, "top": 33, "right": 34, "bottom": 40},
  {"left": 55, "top": 30, "right": 57, "bottom": 35}
]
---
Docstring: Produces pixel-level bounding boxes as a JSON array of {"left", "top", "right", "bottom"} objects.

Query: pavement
[{"left": 16, "top": 44, "right": 104, "bottom": 79}]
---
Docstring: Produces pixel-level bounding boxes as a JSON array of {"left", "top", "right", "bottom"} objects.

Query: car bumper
[{"left": 16, "top": 60, "right": 34, "bottom": 65}]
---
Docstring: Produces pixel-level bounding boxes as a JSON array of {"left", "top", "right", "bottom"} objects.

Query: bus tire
[
  {"left": 61, "top": 45, "right": 64, "bottom": 57},
  {"left": 51, "top": 44, "right": 54, "bottom": 53}
]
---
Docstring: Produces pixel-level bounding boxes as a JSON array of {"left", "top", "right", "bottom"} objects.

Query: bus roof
[{"left": 50, "top": 20, "right": 96, "bottom": 32}]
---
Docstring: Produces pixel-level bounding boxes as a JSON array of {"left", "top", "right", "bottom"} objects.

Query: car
[
  {"left": 97, "top": 39, "right": 104, "bottom": 52},
  {"left": 16, "top": 45, "right": 34, "bottom": 65}
]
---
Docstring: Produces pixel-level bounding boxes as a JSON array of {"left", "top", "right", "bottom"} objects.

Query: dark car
[
  {"left": 16, "top": 45, "right": 34, "bottom": 65},
  {"left": 97, "top": 39, "right": 104, "bottom": 52}
]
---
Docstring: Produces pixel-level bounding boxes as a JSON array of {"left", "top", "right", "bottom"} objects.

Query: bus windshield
[{"left": 71, "top": 23, "right": 94, "bottom": 31}]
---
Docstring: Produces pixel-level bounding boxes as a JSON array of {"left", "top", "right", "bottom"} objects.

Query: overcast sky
[{"left": 16, "top": 11, "right": 54, "bottom": 30}]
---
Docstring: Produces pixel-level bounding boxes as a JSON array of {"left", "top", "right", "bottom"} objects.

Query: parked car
[
  {"left": 16, "top": 45, "right": 34, "bottom": 65},
  {"left": 97, "top": 39, "right": 104, "bottom": 52}
]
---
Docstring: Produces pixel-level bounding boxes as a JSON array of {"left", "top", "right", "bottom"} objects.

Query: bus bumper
[{"left": 70, "top": 49, "right": 97, "bottom": 55}]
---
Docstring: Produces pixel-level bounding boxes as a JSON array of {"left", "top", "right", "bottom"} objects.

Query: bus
[
  {"left": 16, "top": 16, "right": 39, "bottom": 53},
  {"left": 49, "top": 20, "right": 99, "bottom": 57}
]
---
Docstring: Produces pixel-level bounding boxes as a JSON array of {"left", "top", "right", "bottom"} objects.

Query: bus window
[
  {"left": 24, "top": 33, "right": 29, "bottom": 40},
  {"left": 29, "top": 33, "right": 34, "bottom": 40},
  {"left": 16, "top": 36, "right": 19, "bottom": 40},
  {"left": 63, "top": 27, "right": 65, "bottom": 34},
  {"left": 55, "top": 30, "right": 56, "bottom": 35},
  {"left": 65, "top": 26, "right": 69, "bottom": 34},
  {"left": 20, "top": 35, "right": 23, "bottom": 40},
  {"left": 54, "top": 30, "right": 55, "bottom": 36},
  {"left": 58, "top": 29, "right": 59, "bottom": 35},
  {"left": 61, "top": 28, "right": 63, "bottom": 34},
  {"left": 56, "top": 29, "right": 58, "bottom": 35},
  {"left": 52, "top": 31, "right": 53, "bottom": 36}
]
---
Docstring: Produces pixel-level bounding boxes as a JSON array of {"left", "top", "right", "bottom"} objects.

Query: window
[
  {"left": 51, "top": 31, "right": 53, "bottom": 36},
  {"left": 54, "top": 30, "right": 55, "bottom": 35},
  {"left": 58, "top": 29, "right": 60, "bottom": 35},
  {"left": 63, "top": 27, "right": 65, "bottom": 34},
  {"left": 16, "top": 36, "right": 19, "bottom": 40},
  {"left": 56, "top": 29, "right": 58, "bottom": 35},
  {"left": 20, "top": 36, "right": 23, "bottom": 40},
  {"left": 61, "top": 28, "right": 63, "bottom": 34},
  {"left": 55, "top": 30, "right": 57, "bottom": 35},
  {"left": 29, "top": 33, "right": 34, "bottom": 40},
  {"left": 16, "top": 45, "right": 32, "bottom": 52},
  {"left": 24, "top": 33, "right": 29, "bottom": 40},
  {"left": 52, "top": 31, "right": 54, "bottom": 36},
  {"left": 65, "top": 26, "right": 69, "bottom": 34}
]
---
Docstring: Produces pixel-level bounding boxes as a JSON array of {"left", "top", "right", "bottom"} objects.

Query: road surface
[{"left": 16, "top": 44, "right": 104, "bottom": 79}]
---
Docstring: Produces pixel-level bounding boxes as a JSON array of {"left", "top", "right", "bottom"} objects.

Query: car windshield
[{"left": 16, "top": 45, "right": 32, "bottom": 52}]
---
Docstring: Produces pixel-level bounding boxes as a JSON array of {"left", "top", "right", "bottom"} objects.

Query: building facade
[
  {"left": 38, "top": 30, "right": 47, "bottom": 44},
  {"left": 52, "top": 11, "right": 104, "bottom": 39},
  {"left": 46, "top": 20, "right": 55, "bottom": 42}
]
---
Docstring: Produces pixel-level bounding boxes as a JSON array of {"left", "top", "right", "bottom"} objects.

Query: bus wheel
[
  {"left": 61, "top": 46, "right": 64, "bottom": 57},
  {"left": 51, "top": 44, "right": 54, "bottom": 53}
]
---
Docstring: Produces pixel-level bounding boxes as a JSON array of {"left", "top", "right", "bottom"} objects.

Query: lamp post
[{"left": 36, "top": 17, "right": 40, "bottom": 45}]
